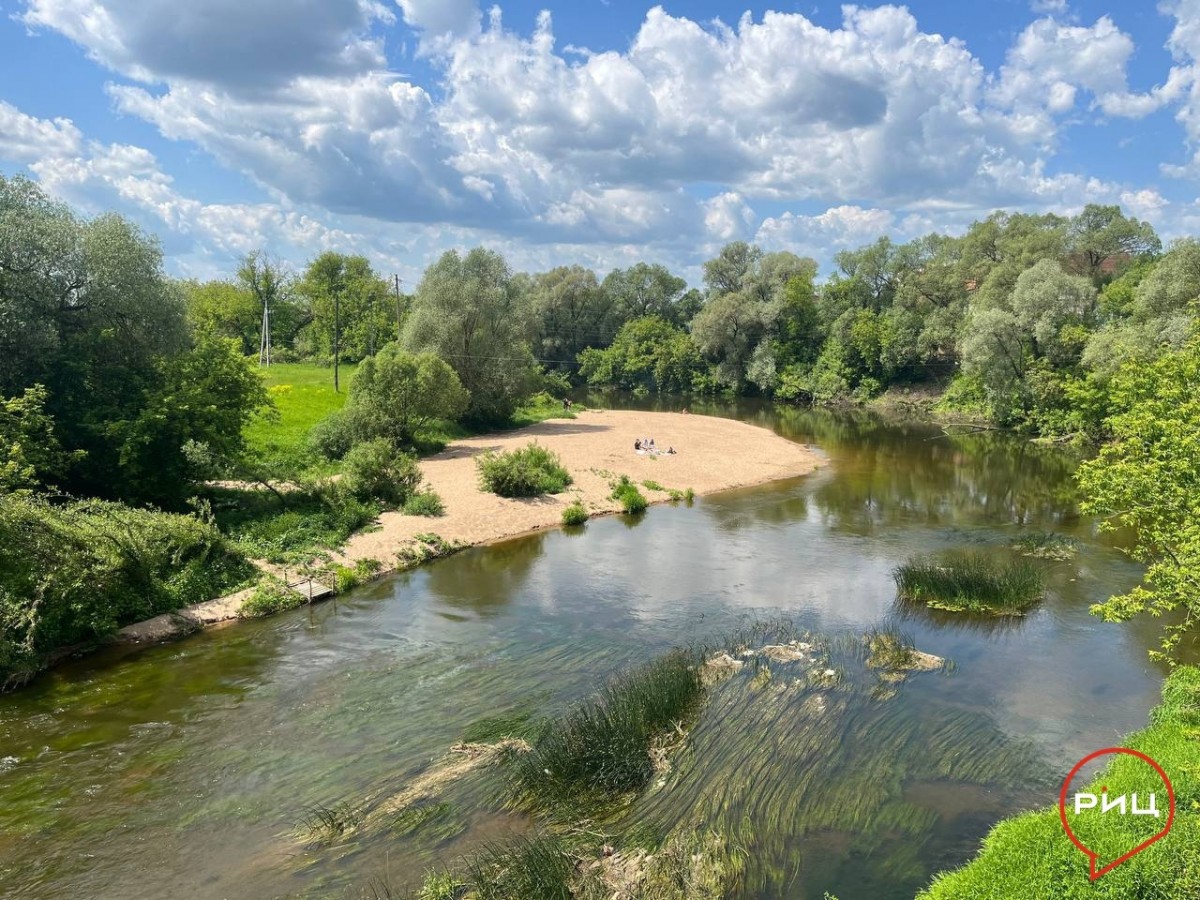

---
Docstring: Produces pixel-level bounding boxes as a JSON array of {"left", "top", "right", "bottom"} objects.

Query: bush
[
  {"left": 341, "top": 439, "right": 422, "bottom": 506},
  {"left": 893, "top": 552, "right": 1044, "bottom": 614},
  {"left": 0, "top": 494, "right": 254, "bottom": 686},
  {"left": 561, "top": 501, "right": 589, "bottom": 526},
  {"left": 404, "top": 490, "right": 445, "bottom": 517},
  {"left": 308, "top": 409, "right": 355, "bottom": 461},
  {"left": 239, "top": 579, "right": 303, "bottom": 619},
  {"left": 477, "top": 443, "right": 572, "bottom": 498},
  {"left": 611, "top": 475, "right": 648, "bottom": 514},
  {"left": 341, "top": 346, "right": 469, "bottom": 447}
]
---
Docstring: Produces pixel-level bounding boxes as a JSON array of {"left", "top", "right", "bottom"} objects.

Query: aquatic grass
[
  {"left": 561, "top": 501, "right": 589, "bottom": 527},
  {"left": 297, "top": 800, "right": 363, "bottom": 844},
  {"left": 511, "top": 648, "right": 706, "bottom": 813},
  {"left": 477, "top": 443, "right": 572, "bottom": 498},
  {"left": 391, "top": 803, "right": 466, "bottom": 843},
  {"left": 462, "top": 703, "right": 545, "bottom": 744},
  {"left": 919, "top": 665, "right": 1200, "bottom": 899},
  {"left": 865, "top": 628, "right": 919, "bottom": 670},
  {"left": 893, "top": 552, "right": 1044, "bottom": 614},
  {"left": 463, "top": 834, "right": 575, "bottom": 900},
  {"left": 666, "top": 487, "right": 695, "bottom": 504},
  {"left": 1011, "top": 530, "right": 1077, "bottom": 560}
]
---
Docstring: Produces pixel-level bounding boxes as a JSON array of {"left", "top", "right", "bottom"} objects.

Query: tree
[
  {"left": 182, "top": 280, "right": 261, "bottom": 354},
  {"left": 1077, "top": 338, "right": 1200, "bottom": 661},
  {"left": 1067, "top": 204, "right": 1161, "bottom": 285},
  {"left": 530, "top": 266, "right": 613, "bottom": 368},
  {"left": 1008, "top": 259, "right": 1096, "bottom": 367},
  {"left": 703, "top": 241, "right": 763, "bottom": 296},
  {"left": 238, "top": 251, "right": 305, "bottom": 362},
  {"left": 403, "top": 248, "right": 536, "bottom": 423},
  {"left": 691, "top": 290, "right": 777, "bottom": 389},
  {"left": 297, "top": 252, "right": 393, "bottom": 367},
  {"left": 603, "top": 263, "right": 687, "bottom": 324},
  {"left": 578, "top": 316, "right": 705, "bottom": 393},
  {"left": 115, "top": 337, "right": 270, "bottom": 505},
  {"left": 343, "top": 345, "right": 468, "bottom": 446},
  {"left": 0, "top": 386, "right": 75, "bottom": 492}
]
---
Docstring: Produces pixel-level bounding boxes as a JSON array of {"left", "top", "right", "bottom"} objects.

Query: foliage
[
  {"left": 295, "top": 251, "right": 395, "bottom": 362},
  {"left": 893, "top": 552, "right": 1044, "bottom": 614},
  {"left": 578, "top": 316, "right": 706, "bottom": 393},
  {"left": 339, "top": 345, "right": 468, "bottom": 449},
  {"left": 403, "top": 248, "right": 537, "bottom": 423},
  {"left": 919, "top": 666, "right": 1200, "bottom": 899},
  {"left": 1077, "top": 338, "right": 1200, "bottom": 660},
  {"left": 0, "top": 494, "right": 253, "bottom": 685},
  {"left": 239, "top": 578, "right": 305, "bottom": 619},
  {"left": 0, "top": 385, "right": 76, "bottom": 491},
  {"left": 396, "top": 533, "right": 463, "bottom": 568},
  {"left": 403, "top": 490, "right": 445, "bottom": 517},
  {"left": 477, "top": 443, "right": 572, "bottom": 498},
  {"left": 341, "top": 439, "right": 423, "bottom": 507},
  {"left": 182, "top": 279, "right": 262, "bottom": 355},
  {"left": 511, "top": 648, "right": 706, "bottom": 812},
  {"left": 611, "top": 475, "right": 649, "bottom": 514},
  {"left": 561, "top": 500, "right": 589, "bottom": 526}
]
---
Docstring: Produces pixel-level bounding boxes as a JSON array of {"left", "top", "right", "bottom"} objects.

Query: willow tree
[{"left": 402, "top": 248, "right": 536, "bottom": 423}]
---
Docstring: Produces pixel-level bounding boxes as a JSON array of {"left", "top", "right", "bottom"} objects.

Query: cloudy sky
[{"left": 2, "top": 0, "right": 1198, "bottom": 284}]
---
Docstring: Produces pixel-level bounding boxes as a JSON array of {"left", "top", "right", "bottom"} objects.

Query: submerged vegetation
[
  {"left": 477, "top": 443, "right": 573, "bottom": 498},
  {"left": 1011, "top": 530, "right": 1077, "bottom": 560},
  {"left": 510, "top": 648, "right": 706, "bottom": 814},
  {"left": 894, "top": 552, "right": 1045, "bottom": 614}
]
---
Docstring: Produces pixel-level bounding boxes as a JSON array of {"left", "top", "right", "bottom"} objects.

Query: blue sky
[{"left": 2, "top": 0, "right": 1199, "bottom": 285}]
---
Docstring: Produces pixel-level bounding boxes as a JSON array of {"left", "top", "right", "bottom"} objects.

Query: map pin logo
[{"left": 1058, "top": 747, "right": 1175, "bottom": 880}]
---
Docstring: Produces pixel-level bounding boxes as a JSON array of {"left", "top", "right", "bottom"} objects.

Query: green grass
[
  {"left": 611, "top": 475, "right": 649, "bottom": 515},
  {"left": 511, "top": 647, "right": 706, "bottom": 813},
  {"left": 404, "top": 490, "right": 445, "bottom": 517},
  {"left": 561, "top": 500, "right": 589, "bottom": 526},
  {"left": 245, "top": 362, "right": 357, "bottom": 474},
  {"left": 477, "top": 443, "right": 573, "bottom": 498},
  {"left": 238, "top": 578, "right": 305, "bottom": 619},
  {"left": 893, "top": 552, "right": 1044, "bottom": 614},
  {"left": 642, "top": 480, "right": 666, "bottom": 492},
  {"left": 919, "top": 665, "right": 1200, "bottom": 899}
]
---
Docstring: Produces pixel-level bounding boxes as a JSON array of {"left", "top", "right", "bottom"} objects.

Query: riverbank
[
  {"left": 117, "top": 410, "right": 820, "bottom": 643},
  {"left": 919, "top": 665, "right": 1200, "bottom": 898}
]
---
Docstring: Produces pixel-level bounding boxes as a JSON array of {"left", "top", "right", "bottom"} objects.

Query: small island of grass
[{"left": 894, "top": 551, "right": 1044, "bottom": 615}]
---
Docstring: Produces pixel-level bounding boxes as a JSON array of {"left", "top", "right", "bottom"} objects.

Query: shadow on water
[{"left": 0, "top": 399, "right": 1171, "bottom": 900}]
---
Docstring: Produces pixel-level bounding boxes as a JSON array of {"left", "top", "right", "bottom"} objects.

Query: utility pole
[
  {"left": 258, "top": 300, "right": 271, "bottom": 367},
  {"left": 333, "top": 280, "right": 341, "bottom": 393},
  {"left": 394, "top": 274, "right": 403, "bottom": 341}
]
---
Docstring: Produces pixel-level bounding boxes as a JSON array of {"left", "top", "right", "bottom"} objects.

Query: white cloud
[
  {"left": 756, "top": 206, "right": 899, "bottom": 259},
  {"left": 396, "top": 0, "right": 480, "bottom": 37},
  {"left": 0, "top": 101, "right": 82, "bottom": 162},
  {"left": 1030, "top": 0, "right": 1068, "bottom": 13}
]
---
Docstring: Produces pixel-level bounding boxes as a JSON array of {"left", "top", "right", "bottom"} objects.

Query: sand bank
[{"left": 118, "top": 410, "right": 820, "bottom": 642}]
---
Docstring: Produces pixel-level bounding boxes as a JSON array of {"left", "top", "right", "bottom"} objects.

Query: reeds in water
[
  {"left": 893, "top": 551, "right": 1044, "bottom": 614},
  {"left": 511, "top": 648, "right": 705, "bottom": 813}
]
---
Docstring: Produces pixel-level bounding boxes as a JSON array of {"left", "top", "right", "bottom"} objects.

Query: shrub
[
  {"left": 642, "top": 480, "right": 666, "bottom": 492},
  {"left": 308, "top": 409, "right": 355, "bottom": 461},
  {"left": 561, "top": 501, "right": 589, "bottom": 526},
  {"left": 341, "top": 438, "right": 422, "bottom": 506},
  {"left": 0, "top": 494, "right": 254, "bottom": 686},
  {"left": 893, "top": 552, "right": 1044, "bottom": 614},
  {"left": 511, "top": 648, "right": 705, "bottom": 811},
  {"left": 477, "top": 443, "right": 572, "bottom": 498},
  {"left": 331, "top": 565, "right": 360, "bottom": 594},
  {"left": 611, "top": 475, "right": 649, "bottom": 514},
  {"left": 341, "top": 346, "right": 469, "bottom": 447},
  {"left": 239, "top": 578, "right": 304, "bottom": 619},
  {"left": 216, "top": 485, "right": 381, "bottom": 565},
  {"left": 404, "top": 490, "right": 445, "bottom": 517}
]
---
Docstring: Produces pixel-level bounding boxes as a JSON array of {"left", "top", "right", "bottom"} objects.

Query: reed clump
[
  {"left": 893, "top": 552, "right": 1044, "bottom": 614},
  {"left": 511, "top": 648, "right": 706, "bottom": 812}
]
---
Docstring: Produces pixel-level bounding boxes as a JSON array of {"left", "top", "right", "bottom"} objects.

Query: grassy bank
[{"left": 919, "top": 666, "right": 1200, "bottom": 899}]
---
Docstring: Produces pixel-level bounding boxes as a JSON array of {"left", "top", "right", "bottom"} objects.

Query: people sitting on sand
[
  {"left": 634, "top": 438, "right": 642, "bottom": 451},
  {"left": 667, "top": 446, "right": 677, "bottom": 455},
  {"left": 648, "top": 438, "right": 656, "bottom": 450}
]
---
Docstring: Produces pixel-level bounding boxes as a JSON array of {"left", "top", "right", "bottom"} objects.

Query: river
[{"left": 0, "top": 402, "right": 1170, "bottom": 899}]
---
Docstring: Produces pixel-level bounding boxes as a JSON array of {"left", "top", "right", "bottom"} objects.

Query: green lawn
[{"left": 245, "top": 362, "right": 356, "bottom": 474}]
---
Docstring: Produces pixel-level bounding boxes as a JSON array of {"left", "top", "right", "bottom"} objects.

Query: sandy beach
[{"left": 119, "top": 410, "right": 819, "bottom": 642}]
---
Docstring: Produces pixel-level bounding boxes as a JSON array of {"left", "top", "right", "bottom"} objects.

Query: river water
[{"left": 0, "top": 403, "right": 1170, "bottom": 899}]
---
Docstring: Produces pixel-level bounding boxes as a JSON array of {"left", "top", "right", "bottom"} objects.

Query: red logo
[{"left": 1058, "top": 748, "right": 1175, "bottom": 880}]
